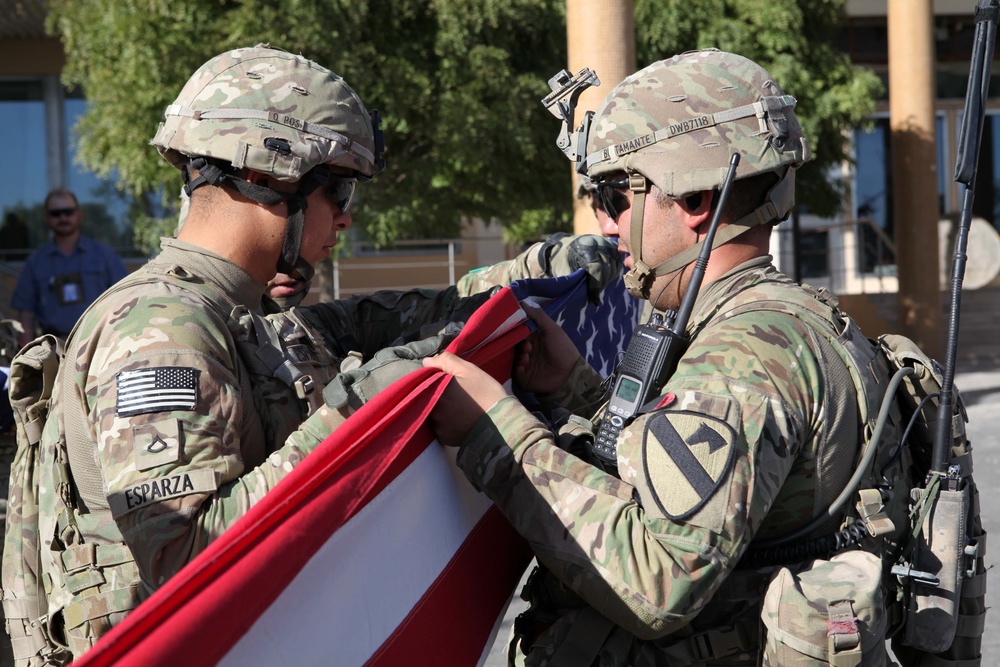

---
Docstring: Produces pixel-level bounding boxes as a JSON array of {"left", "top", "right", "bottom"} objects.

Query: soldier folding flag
[{"left": 75, "top": 270, "right": 639, "bottom": 667}]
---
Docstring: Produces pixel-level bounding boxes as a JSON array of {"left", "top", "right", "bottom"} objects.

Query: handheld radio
[
  {"left": 593, "top": 311, "right": 681, "bottom": 461},
  {"left": 591, "top": 154, "right": 742, "bottom": 466}
]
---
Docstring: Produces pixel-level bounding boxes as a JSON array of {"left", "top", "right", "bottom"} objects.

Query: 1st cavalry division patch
[{"left": 642, "top": 410, "right": 736, "bottom": 520}]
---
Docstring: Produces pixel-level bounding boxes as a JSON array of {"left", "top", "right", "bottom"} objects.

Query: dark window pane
[
  {"left": 799, "top": 230, "right": 830, "bottom": 278},
  {"left": 0, "top": 81, "right": 48, "bottom": 256}
]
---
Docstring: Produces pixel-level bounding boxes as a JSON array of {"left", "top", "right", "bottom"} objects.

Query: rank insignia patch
[
  {"left": 642, "top": 410, "right": 736, "bottom": 520},
  {"left": 117, "top": 367, "right": 200, "bottom": 417}
]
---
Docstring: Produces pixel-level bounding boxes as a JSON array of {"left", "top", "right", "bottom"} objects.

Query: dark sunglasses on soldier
[
  {"left": 47, "top": 207, "right": 77, "bottom": 218},
  {"left": 594, "top": 176, "right": 631, "bottom": 220},
  {"left": 324, "top": 176, "right": 357, "bottom": 213}
]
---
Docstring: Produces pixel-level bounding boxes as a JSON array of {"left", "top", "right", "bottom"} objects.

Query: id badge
[{"left": 54, "top": 272, "right": 84, "bottom": 306}]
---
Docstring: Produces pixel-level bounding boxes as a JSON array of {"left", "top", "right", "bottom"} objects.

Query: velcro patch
[
  {"left": 643, "top": 410, "right": 736, "bottom": 521},
  {"left": 117, "top": 367, "right": 199, "bottom": 416},
  {"left": 108, "top": 469, "right": 218, "bottom": 519},
  {"left": 133, "top": 419, "right": 183, "bottom": 472}
]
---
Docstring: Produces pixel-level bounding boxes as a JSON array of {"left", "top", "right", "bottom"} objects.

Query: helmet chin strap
[
  {"left": 622, "top": 174, "right": 654, "bottom": 299},
  {"left": 183, "top": 158, "right": 333, "bottom": 283},
  {"left": 622, "top": 167, "right": 796, "bottom": 300}
]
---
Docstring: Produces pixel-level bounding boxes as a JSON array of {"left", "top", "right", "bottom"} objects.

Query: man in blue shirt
[{"left": 11, "top": 188, "right": 128, "bottom": 346}]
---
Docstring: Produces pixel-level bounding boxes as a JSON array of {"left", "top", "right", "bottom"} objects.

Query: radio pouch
[{"left": 900, "top": 482, "right": 968, "bottom": 652}]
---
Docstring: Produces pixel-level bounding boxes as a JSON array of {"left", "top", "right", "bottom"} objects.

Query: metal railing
[
  {"left": 328, "top": 237, "right": 508, "bottom": 300},
  {"left": 0, "top": 224, "right": 904, "bottom": 304},
  {"left": 777, "top": 217, "right": 898, "bottom": 295}
]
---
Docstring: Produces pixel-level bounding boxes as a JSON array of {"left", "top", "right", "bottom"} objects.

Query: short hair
[{"left": 43, "top": 188, "right": 80, "bottom": 210}]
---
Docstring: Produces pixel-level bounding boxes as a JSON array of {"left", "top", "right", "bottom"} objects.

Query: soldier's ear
[
  {"left": 245, "top": 170, "right": 269, "bottom": 189},
  {"left": 679, "top": 190, "right": 713, "bottom": 231}
]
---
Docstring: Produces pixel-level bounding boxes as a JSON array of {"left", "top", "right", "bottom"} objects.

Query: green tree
[
  {"left": 49, "top": 0, "right": 571, "bottom": 251},
  {"left": 634, "top": 0, "right": 882, "bottom": 218},
  {"left": 49, "top": 0, "right": 876, "bottom": 251}
]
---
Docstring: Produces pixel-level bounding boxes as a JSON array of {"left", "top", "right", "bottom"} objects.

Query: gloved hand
[
  {"left": 323, "top": 324, "right": 462, "bottom": 412},
  {"left": 537, "top": 233, "right": 623, "bottom": 303}
]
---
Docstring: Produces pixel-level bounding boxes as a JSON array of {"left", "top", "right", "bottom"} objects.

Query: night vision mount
[{"left": 542, "top": 68, "right": 599, "bottom": 173}]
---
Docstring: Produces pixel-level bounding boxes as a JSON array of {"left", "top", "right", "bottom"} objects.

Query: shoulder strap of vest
[{"left": 705, "top": 282, "right": 883, "bottom": 435}]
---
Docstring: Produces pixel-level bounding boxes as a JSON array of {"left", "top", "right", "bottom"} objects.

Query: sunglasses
[
  {"left": 325, "top": 176, "right": 357, "bottom": 213},
  {"left": 47, "top": 207, "right": 78, "bottom": 218},
  {"left": 594, "top": 177, "right": 631, "bottom": 220}
]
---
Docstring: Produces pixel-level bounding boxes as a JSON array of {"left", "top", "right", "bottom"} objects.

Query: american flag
[
  {"left": 117, "top": 367, "right": 199, "bottom": 416},
  {"left": 79, "top": 269, "right": 639, "bottom": 667}
]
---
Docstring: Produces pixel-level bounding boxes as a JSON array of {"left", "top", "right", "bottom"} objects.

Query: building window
[
  {"left": 799, "top": 229, "right": 830, "bottom": 279},
  {"left": 0, "top": 79, "right": 144, "bottom": 259},
  {"left": 0, "top": 80, "right": 48, "bottom": 256},
  {"left": 65, "top": 94, "right": 137, "bottom": 249},
  {"left": 853, "top": 115, "right": 948, "bottom": 275},
  {"left": 967, "top": 111, "right": 1000, "bottom": 232}
]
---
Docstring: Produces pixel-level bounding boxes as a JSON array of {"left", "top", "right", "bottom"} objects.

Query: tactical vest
[
  {"left": 2, "top": 262, "right": 339, "bottom": 665},
  {"left": 513, "top": 270, "right": 932, "bottom": 667}
]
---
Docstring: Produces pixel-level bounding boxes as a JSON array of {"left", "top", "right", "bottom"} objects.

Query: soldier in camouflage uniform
[
  {"left": 424, "top": 50, "right": 905, "bottom": 666},
  {"left": 0, "top": 317, "right": 20, "bottom": 667},
  {"left": 2, "top": 45, "right": 621, "bottom": 665}
]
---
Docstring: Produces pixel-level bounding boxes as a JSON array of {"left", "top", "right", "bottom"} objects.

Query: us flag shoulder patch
[{"left": 117, "top": 367, "right": 200, "bottom": 417}]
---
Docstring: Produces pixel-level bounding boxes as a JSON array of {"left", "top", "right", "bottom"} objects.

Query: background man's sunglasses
[{"left": 47, "top": 208, "right": 78, "bottom": 218}]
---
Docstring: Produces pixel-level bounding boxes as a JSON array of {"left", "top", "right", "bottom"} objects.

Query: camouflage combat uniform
[
  {"left": 0, "top": 318, "right": 20, "bottom": 667},
  {"left": 19, "top": 228, "right": 558, "bottom": 654},
  {"left": 456, "top": 257, "right": 896, "bottom": 666},
  {"left": 23, "top": 224, "right": 618, "bottom": 659}
]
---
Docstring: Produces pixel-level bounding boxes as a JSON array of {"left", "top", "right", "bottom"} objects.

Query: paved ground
[{"left": 483, "top": 360, "right": 1000, "bottom": 665}]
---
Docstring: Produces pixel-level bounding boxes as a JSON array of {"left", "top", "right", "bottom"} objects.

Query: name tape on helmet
[
  {"left": 586, "top": 95, "right": 796, "bottom": 170},
  {"left": 163, "top": 104, "right": 376, "bottom": 166}
]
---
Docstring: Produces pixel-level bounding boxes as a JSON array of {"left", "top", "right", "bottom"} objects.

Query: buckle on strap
[
  {"left": 660, "top": 623, "right": 753, "bottom": 663},
  {"left": 9, "top": 615, "right": 70, "bottom": 662},
  {"left": 827, "top": 599, "right": 862, "bottom": 667}
]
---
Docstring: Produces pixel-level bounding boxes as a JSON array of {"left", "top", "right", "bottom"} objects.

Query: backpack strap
[{"left": 3, "top": 335, "right": 71, "bottom": 665}]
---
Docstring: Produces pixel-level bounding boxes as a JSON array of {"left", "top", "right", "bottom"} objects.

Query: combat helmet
[
  {"left": 545, "top": 49, "right": 811, "bottom": 298},
  {"left": 151, "top": 44, "right": 384, "bottom": 282}
]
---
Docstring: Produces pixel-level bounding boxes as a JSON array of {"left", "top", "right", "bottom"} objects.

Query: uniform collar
[
  {"left": 155, "top": 237, "right": 266, "bottom": 313},
  {"left": 685, "top": 255, "right": 779, "bottom": 333}
]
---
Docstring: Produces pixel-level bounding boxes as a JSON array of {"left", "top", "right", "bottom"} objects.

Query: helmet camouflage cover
[
  {"left": 151, "top": 44, "right": 382, "bottom": 181},
  {"left": 586, "top": 49, "right": 811, "bottom": 200}
]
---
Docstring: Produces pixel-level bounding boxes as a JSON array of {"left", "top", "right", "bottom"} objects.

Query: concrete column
[
  {"left": 566, "top": 0, "right": 635, "bottom": 234},
  {"left": 44, "top": 75, "right": 65, "bottom": 190},
  {"left": 888, "top": 0, "right": 942, "bottom": 357}
]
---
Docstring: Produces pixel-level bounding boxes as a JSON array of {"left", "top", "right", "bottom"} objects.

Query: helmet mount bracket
[{"left": 541, "top": 68, "right": 600, "bottom": 169}]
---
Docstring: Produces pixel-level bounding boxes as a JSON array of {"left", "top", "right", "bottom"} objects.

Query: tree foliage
[
  {"left": 48, "top": 0, "right": 570, "bottom": 250},
  {"left": 49, "top": 0, "right": 878, "bottom": 251},
  {"left": 634, "top": 0, "right": 883, "bottom": 217}
]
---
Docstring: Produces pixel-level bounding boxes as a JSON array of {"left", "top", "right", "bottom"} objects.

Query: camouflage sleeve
[
  {"left": 298, "top": 286, "right": 490, "bottom": 360},
  {"left": 81, "top": 287, "right": 350, "bottom": 588},
  {"left": 456, "top": 233, "right": 622, "bottom": 300},
  {"left": 455, "top": 310, "right": 824, "bottom": 639},
  {"left": 536, "top": 356, "right": 606, "bottom": 416}
]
